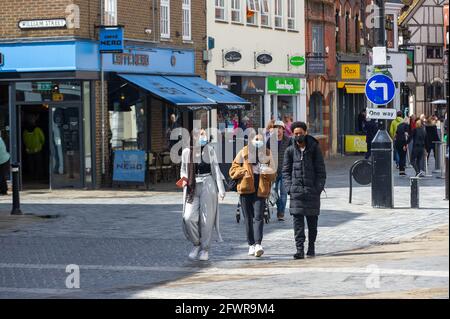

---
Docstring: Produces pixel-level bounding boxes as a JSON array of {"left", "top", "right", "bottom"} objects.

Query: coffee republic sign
[{"left": 267, "top": 77, "right": 301, "bottom": 95}]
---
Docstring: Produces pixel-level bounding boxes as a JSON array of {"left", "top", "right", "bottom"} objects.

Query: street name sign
[
  {"left": 366, "top": 108, "right": 397, "bottom": 120},
  {"left": 365, "top": 74, "right": 395, "bottom": 105}
]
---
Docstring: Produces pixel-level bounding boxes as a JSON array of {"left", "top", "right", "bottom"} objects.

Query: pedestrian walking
[
  {"left": 229, "top": 132, "right": 276, "bottom": 258},
  {"left": 180, "top": 129, "right": 226, "bottom": 261},
  {"left": 425, "top": 116, "right": 440, "bottom": 161},
  {"left": 267, "top": 120, "right": 291, "bottom": 221},
  {"left": 23, "top": 116, "right": 45, "bottom": 180},
  {"left": 394, "top": 117, "right": 410, "bottom": 176},
  {"left": 282, "top": 122, "right": 326, "bottom": 260},
  {"left": 408, "top": 119, "right": 427, "bottom": 177},
  {"left": 364, "top": 118, "right": 379, "bottom": 160},
  {"left": 0, "top": 135, "right": 10, "bottom": 195},
  {"left": 390, "top": 111, "right": 403, "bottom": 168}
]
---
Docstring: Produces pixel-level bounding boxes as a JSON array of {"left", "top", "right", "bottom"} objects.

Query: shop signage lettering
[
  {"left": 267, "top": 77, "right": 301, "bottom": 95},
  {"left": 256, "top": 53, "right": 273, "bottom": 65},
  {"left": 307, "top": 57, "right": 326, "bottom": 74},
  {"left": 242, "top": 77, "right": 265, "bottom": 95},
  {"left": 99, "top": 27, "right": 124, "bottom": 53},
  {"left": 113, "top": 150, "right": 146, "bottom": 183},
  {"left": 113, "top": 53, "right": 150, "bottom": 66},
  {"left": 366, "top": 108, "right": 397, "bottom": 120},
  {"left": 18, "top": 19, "right": 67, "bottom": 29},
  {"left": 345, "top": 135, "right": 367, "bottom": 153},
  {"left": 224, "top": 51, "right": 242, "bottom": 63},
  {"left": 36, "top": 82, "right": 53, "bottom": 91},
  {"left": 342, "top": 64, "right": 360, "bottom": 79},
  {"left": 290, "top": 56, "right": 305, "bottom": 67}
]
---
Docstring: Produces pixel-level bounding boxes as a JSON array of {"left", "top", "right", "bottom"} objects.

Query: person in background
[
  {"left": 389, "top": 111, "right": 404, "bottom": 168},
  {"left": 268, "top": 120, "right": 291, "bottom": 221},
  {"left": 357, "top": 109, "right": 367, "bottom": 134},
  {"left": 264, "top": 120, "right": 275, "bottom": 142},
  {"left": 166, "top": 113, "right": 180, "bottom": 151},
  {"left": 364, "top": 118, "right": 379, "bottom": 160},
  {"left": 394, "top": 117, "right": 410, "bottom": 176},
  {"left": 23, "top": 115, "right": 45, "bottom": 180},
  {"left": 408, "top": 119, "right": 427, "bottom": 177},
  {"left": 282, "top": 122, "right": 326, "bottom": 260},
  {"left": 229, "top": 132, "right": 277, "bottom": 258},
  {"left": 425, "top": 116, "right": 440, "bottom": 161},
  {"left": 0, "top": 135, "right": 10, "bottom": 195},
  {"left": 283, "top": 115, "right": 293, "bottom": 137},
  {"left": 408, "top": 114, "right": 417, "bottom": 166}
]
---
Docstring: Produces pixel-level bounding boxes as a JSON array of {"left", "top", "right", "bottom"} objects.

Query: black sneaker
[
  {"left": 293, "top": 251, "right": 304, "bottom": 259},
  {"left": 277, "top": 213, "right": 285, "bottom": 221},
  {"left": 399, "top": 171, "right": 406, "bottom": 176},
  {"left": 307, "top": 244, "right": 315, "bottom": 257}
]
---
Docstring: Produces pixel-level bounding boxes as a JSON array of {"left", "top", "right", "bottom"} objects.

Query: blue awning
[
  {"left": 164, "top": 76, "right": 250, "bottom": 109},
  {"left": 118, "top": 74, "right": 215, "bottom": 109}
]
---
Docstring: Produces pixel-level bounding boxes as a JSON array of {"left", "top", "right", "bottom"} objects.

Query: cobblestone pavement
[{"left": 0, "top": 156, "right": 448, "bottom": 298}]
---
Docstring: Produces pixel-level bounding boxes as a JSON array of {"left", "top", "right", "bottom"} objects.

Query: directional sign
[
  {"left": 366, "top": 108, "right": 397, "bottom": 120},
  {"left": 365, "top": 74, "right": 395, "bottom": 105}
]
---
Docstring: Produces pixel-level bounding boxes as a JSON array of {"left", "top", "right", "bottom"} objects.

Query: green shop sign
[
  {"left": 289, "top": 56, "right": 305, "bottom": 67},
  {"left": 267, "top": 77, "right": 301, "bottom": 95}
]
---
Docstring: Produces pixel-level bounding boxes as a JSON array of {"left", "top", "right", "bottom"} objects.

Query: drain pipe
[{"left": 100, "top": 0, "right": 105, "bottom": 178}]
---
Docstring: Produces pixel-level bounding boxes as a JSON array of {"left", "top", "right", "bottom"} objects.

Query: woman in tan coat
[{"left": 229, "top": 133, "right": 276, "bottom": 257}]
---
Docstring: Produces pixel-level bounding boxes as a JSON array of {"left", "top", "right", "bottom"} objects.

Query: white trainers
[
  {"left": 254, "top": 244, "right": 264, "bottom": 257},
  {"left": 198, "top": 250, "right": 209, "bottom": 261},
  {"left": 188, "top": 246, "right": 201, "bottom": 260},
  {"left": 248, "top": 245, "right": 255, "bottom": 256}
]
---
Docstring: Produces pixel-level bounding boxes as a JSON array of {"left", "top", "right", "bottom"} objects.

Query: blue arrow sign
[{"left": 365, "top": 74, "right": 395, "bottom": 105}]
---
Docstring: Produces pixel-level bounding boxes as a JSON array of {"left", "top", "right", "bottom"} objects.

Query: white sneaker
[
  {"left": 248, "top": 245, "right": 255, "bottom": 256},
  {"left": 188, "top": 246, "right": 201, "bottom": 260},
  {"left": 198, "top": 250, "right": 209, "bottom": 261},
  {"left": 254, "top": 244, "right": 264, "bottom": 257}
]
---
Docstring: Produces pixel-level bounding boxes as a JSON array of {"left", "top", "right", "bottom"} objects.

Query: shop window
[
  {"left": 231, "top": 0, "right": 242, "bottom": 23},
  {"left": 308, "top": 93, "right": 323, "bottom": 134},
  {"left": 287, "top": 0, "right": 296, "bottom": 30},
  {"left": 215, "top": 0, "right": 226, "bottom": 21},
  {"left": 274, "top": 0, "right": 283, "bottom": 28},
  {"left": 182, "top": 0, "right": 191, "bottom": 40},
  {"left": 160, "top": 0, "right": 170, "bottom": 39},
  {"left": 260, "top": 0, "right": 270, "bottom": 27},
  {"left": 16, "top": 81, "right": 81, "bottom": 103},
  {"left": 104, "top": 0, "right": 117, "bottom": 26}
]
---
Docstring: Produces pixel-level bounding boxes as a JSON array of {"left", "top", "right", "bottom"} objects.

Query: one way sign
[{"left": 365, "top": 74, "right": 395, "bottom": 105}]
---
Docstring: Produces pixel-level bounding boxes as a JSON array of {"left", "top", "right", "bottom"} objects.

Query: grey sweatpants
[{"left": 183, "top": 175, "right": 218, "bottom": 250}]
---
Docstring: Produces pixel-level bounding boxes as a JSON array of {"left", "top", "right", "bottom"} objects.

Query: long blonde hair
[{"left": 416, "top": 119, "right": 422, "bottom": 128}]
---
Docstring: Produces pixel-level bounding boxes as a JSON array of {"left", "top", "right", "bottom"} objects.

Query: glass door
[{"left": 49, "top": 105, "right": 83, "bottom": 189}]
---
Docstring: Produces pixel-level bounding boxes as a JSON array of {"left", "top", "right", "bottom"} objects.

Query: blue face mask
[{"left": 199, "top": 137, "right": 208, "bottom": 146}]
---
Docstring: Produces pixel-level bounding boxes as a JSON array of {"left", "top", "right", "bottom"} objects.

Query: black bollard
[
  {"left": 410, "top": 177, "right": 419, "bottom": 208},
  {"left": 11, "top": 163, "right": 22, "bottom": 215},
  {"left": 371, "top": 130, "right": 394, "bottom": 208}
]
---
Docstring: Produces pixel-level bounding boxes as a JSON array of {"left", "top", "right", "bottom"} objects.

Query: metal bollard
[
  {"left": 410, "top": 177, "right": 419, "bottom": 208},
  {"left": 432, "top": 141, "right": 442, "bottom": 173},
  {"left": 10, "top": 163, "right": 22, "bottom": 215},
  {"left": 371, "top": 130, "right": 393, "bottom": 208}
]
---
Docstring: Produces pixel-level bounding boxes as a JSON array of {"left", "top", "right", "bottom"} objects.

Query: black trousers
[
  {"left": 0, "top": 160, "right": 9, "bottom": 194},
  {"left": 293, "top": 214, "right": 318, "bottom": 251},
  {"left": 411, "top": 148, "right": 425, "bottom": 174},
  {"left": 395, "top": 144, "right": 407, "bottom": 172}
]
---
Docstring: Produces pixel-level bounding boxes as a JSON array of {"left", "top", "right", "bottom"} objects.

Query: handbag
[
  {"left": 226, "top": 178, "right": 238, "bottom": 192},
  {"left": 268, "top": 183, "right": 279, "bottom": 207}
]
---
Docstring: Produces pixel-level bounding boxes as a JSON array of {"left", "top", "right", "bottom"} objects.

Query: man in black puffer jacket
[{"left": 282, "top": 122, "right": 326, "bottom": 260}]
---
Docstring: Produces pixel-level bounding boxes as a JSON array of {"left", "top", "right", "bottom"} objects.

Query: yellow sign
[
  {"left": 345, "top": 135, "right": 367, "bottom": 153},
  {"left": 52, "top": 93, "right": 64, "bottom": 102},
  {"left": 341, "top": 64, "right": 361, "bottom": 79}
]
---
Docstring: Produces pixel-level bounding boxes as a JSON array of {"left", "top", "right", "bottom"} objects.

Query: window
[
  {"left": 261, "top": 0, "right": 270, "bottom": 26},
  {"left": 246, "top": 0, "right": 260, "bottom": 25},
  {"left": 274, "top": 0, "right": 283, "bottom": 28},
  {"left": 231, "top": 0, "right": 242, "bottom": 23},
  {"left": 345, "top": 11, "right": 350, "bottom": 52},
  {"left": 355, "top": 14, "right": 360, "bottom": 52},
  {"left": 215, "top": 0, "right": 226, "bottom": 21},
  {"left": 160, "top": 0, "right": 170, "bottom": 38},
  {"left": 182, "top": 0, "right": 191, "bottom": 40},
  {"left": 335, "top": 9, "right": 340, "bottom": 51},
  {"left": 427, "top": 46, "right": 443, "bottom": 59},
  {"left": 308, "top": 93, "right": 323, "bottom": 134},
  {"left": 312, "top": 24, "right": 324, "bottom": 55},
  {"left": 287, "top": 0, "right": 295, "bottom": 30},
  {"left": 104, "top": 0, "right": 117, "bottom": 25}
]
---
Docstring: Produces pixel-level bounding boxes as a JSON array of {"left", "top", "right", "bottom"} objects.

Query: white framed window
[
  {"left": 215, "top": 0, "right": 226, "bottom": 21},
  {"left": 160, "top": 0, "right": 170, "bottom": 39},
  {"left": 274, "top": 0, "right": 283, "bottom": 28},
  {"left": 260, "top": 0, "right": 270, "bottom": 27},
  {"left": 287, "top": 0, "right": 296, "bottom": 30},
  {"left": 182, "top": 0, "right": 191, "bottom": 40},
  {"left": 231, "top": 0, "right": 242, "bottom": 23},
  {"left": 246, "top": 0, "right": 260, "bottom": 25},
  {"left": 104, "top": 0, "right": 117, "bottom": 26}
]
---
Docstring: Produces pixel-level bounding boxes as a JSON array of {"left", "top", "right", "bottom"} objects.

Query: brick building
[
  {"left": 305, "top": 0, "right": 337, "bottom": 156},
  {"left": 0, "top": 0, "right": 244, "bottom": 190}
]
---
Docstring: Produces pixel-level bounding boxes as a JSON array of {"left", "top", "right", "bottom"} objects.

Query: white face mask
[{"left": 252, "top": 139, "right": 264, "bottom": 149}]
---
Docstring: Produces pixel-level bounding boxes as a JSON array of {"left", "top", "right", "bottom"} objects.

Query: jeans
[
  {"left": 394, "top": 148, "right": 399, "bottom": 165},
  {"left": 293, "top": 215, "right": 318, "bottom": 251},
  {"left": 274, "top": 174, "right": 287, "bottom": 215},
  {"left": 411, "top": 148, "right": 425, "bottom": 174},
  {"left": 240, "top": 191, "right": 265, "bottom": 246},
  {"left": 396, "top": 144, "right": 407, "bottom": 172}
]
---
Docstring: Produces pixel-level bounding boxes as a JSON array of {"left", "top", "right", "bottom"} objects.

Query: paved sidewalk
[{"left": 0, "top": 155, "right": 447, "bottom": 298}]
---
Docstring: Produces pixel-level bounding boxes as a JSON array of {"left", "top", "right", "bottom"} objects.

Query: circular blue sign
[{"left": 365, "top": 74, "right": 395, "bottom": 105}]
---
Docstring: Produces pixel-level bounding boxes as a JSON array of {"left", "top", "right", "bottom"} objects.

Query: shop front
[{"left": 0, "top": 40, "right": 98, "bottom": 190}]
